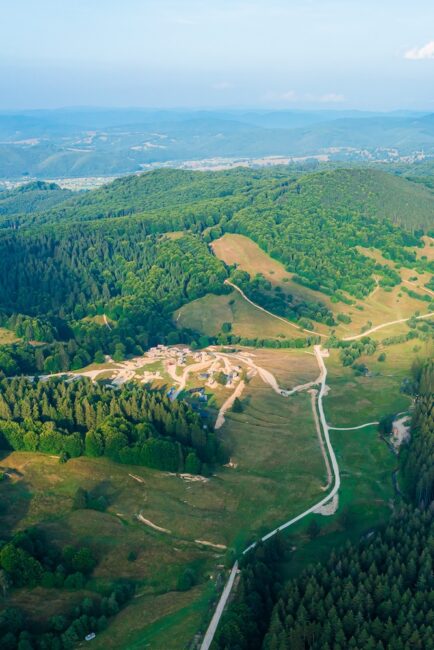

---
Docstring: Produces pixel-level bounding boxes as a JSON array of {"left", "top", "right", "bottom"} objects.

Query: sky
[{"left": 1, "top": 0, "right": 434, "bottom": 111}]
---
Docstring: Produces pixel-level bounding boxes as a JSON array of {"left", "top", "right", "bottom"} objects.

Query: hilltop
[{"left": 2, "top": 166, "right": 434, "bottom": 231}]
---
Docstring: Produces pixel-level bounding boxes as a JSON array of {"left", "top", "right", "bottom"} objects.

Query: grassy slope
[
  {"left": 0, "top": 327, "right": 19, "bottom": 344},
  {"left": 324, "top": 341, "right": 424, "bottom": 427},
  {"left": 174, "top": 290, "right": 306, "bottom": 339},
  {"left": 209, "top": 233, "right": 432, "bottom": 338},
  {"left": 0, "top": 349, "right": 326, "bottom": 649},
  {"left": 416, "top": 235, "right": 434, "bottom": 261},
  {"left": 281, "top": 421, "right": 395, "bottom": 580},
  {"left": 211, "top": 233, "right": 333, "bottom": 308},
  {"left": 277, "top": 341, "right": 425, "bottom": 579}
]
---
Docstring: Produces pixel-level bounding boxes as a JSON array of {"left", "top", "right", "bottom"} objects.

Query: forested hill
[
  {"left": 0, "top": 165, "right": 432, "bottom": 376},
  {"left": 0, "top": 181, "right": 73, "bottom": 227},
  {"left": 3, "top": 168, "right": 263, "bottom": 228},
  {"left": 2, "top": 166, "right": 434, "bottom": 232},
  {"left": 284, "top": 168, "right": 434, "bottom": 232}
]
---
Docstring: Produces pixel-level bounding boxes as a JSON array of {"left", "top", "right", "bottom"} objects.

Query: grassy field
[
  {"left": 416, "top": 235, "right": 434, "bottom": 261},
  {"left": 281, "top": 421, "right": 396, "bottom": 580},
  {"left": 276, "top": 343, "right": 420, "bottom": 579},
  {"left": 323, "top": 341, "right": 426, "bottom": 428},
  {"left": 0, "top": 327, "right": 19, "bottom": 344},
  {"left": 246, "top": 347, "right": 318, "bottom": 388},
  {"left": 0, "top": 348, "right": 327, "bottom": 649},
  {"left": 174, "top": 290, "right": 306, "bottom": 339},
  {"left": 211, "top": 233, "right": 334, "bottom": 311},
  {"left": 209, "top": 233, "right": 432, "bottom": 339}
]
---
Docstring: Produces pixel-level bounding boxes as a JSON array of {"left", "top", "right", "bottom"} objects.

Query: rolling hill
[
  {"left": 0, "top": 165, "right": 432, "bottom": 380},
  {"left": 0, "top": 159, "right": 432, "bottom": 650},
  {"left": 3, "top": 166, "right": 434, "bottom": 231},
  {"left": 1, "top": 108, "right": 434, "bottom": 180}
]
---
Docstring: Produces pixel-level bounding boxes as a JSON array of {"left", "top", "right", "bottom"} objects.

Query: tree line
[
  {"left": 401, "top": 359, "right": 434, "bottom": 507},
  {"left": 0, "top": 377, "right": 225, "bottom": 473},
  {"left": 210, "top": 357, "right": 434, "bottom": 650}
]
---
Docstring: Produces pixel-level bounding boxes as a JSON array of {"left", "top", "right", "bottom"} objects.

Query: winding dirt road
[
  {"left": 403, "top": 280, "right": 434, "bottom": 298},
  {"left": 215, "top": 380, "right": 246, "bottom": 429},
  {"left": 328, "top": 421, "right": 379, "bottom": 431},
  {"left": 225, "top": 279, "right": 434, "bottom": 343},
  {"left": 342, "top": 311, "right": 434, "bottom": 341},
  {"left": 225, "top": 280, "right": 327, "bottom": 338}
]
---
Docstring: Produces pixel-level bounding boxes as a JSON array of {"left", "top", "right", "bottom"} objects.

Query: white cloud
[
  {"left": 318, "top": 93, "right": 345, "bottom": 103},
  {"left": 263, "top": 90, "right": 344, "bottom": 104},
  {"left": 404, "top": 41, "right": 434, "bottom": 60}
]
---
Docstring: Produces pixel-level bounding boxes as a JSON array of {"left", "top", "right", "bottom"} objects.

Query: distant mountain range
[{"left": 0, "top": 108, "right": 434, "bottom": 180}]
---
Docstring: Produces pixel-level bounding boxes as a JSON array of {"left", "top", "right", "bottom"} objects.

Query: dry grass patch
[
  {"left": 0, "top": 327, "right": 19, "bottom": 344},
  {"left": 247, "top": 347, "right": 319, "bottom": 388},
  {"left": 212, "top": 233, "right": 333, "bottom": 307},
  {"left": 175, "top": 291, "right": 306, "bottom": 339}
]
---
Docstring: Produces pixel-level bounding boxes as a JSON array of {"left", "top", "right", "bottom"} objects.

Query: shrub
[
  {"left": 232, "top": 397, "right": 243, "bottom": 413},
  {"left": 177, "top": 568, "right": 197, "bottom": 591}
]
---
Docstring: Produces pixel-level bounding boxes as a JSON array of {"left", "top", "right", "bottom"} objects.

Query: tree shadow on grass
[{"left": 0, "top": 448, "right": 33, "bottom": 536}]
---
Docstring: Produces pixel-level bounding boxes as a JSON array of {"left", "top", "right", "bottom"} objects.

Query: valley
[
  {"left": 0, "top": 163, "right": 432, "bottom": 649},
  {"left": 1, "top": 335, "right": 421, "bottom": 648}
]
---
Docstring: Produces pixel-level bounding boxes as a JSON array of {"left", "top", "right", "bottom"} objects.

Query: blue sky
[{"left": 1, "top": 0, "right": 434, "bottom": 110}]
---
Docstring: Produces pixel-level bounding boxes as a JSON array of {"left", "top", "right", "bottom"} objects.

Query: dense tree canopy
[
  {"left": 0, "top": 167, "right": 432, "bottom": 374},
  {"left": 401, "top": 359, "right": 434, "bottom": 506},
  {"left": 0, "top": 377, "right": 224, "bottom": 473}
]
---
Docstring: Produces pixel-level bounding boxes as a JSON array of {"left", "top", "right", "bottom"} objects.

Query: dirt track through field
[
  {"left": 225, "top": 280, "right": 327, "bottom": 338},
  {"left": 225, "top": 279, "right": 434, "bottom": 343},
  {"left": 215, "top": 380, "right": 246, "bottom": 429},
  {"left": 342, "top": 310, "right": 434, "bottom": 341},
  {"left": 309, "top": 389, "right": 332, "bottom": 490}
]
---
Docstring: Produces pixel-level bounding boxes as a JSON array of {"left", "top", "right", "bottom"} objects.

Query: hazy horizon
[
  {"left": 2, "top": 0, "right": 434, "bottom": 111},
  {"left": 0, "top": 106, "right": 432, "bottom": 115}
]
